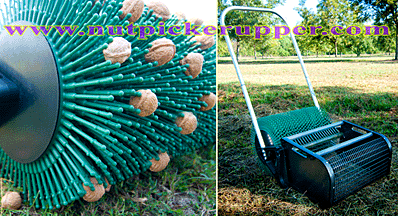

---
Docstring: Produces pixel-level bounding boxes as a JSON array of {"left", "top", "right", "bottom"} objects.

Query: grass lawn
[
  {"left": 0, "top": 146, "right": 216, "bottom": 216},
  {"left": 217, "top": 56, "right": 398, "bottom": 94},
  {"left": 218, "top": 56, "right": 398, "bottom": 215}
]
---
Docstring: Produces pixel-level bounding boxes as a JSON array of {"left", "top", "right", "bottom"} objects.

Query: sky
[
  {"left": 273, "top": 0, "right": 319, "bottom": 27},
  {"left": 143, "top": 0, "right": 218, "bottom": 26}
]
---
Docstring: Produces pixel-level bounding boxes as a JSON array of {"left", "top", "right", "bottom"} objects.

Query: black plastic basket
[{"left": 280, "top": 121, "right": 392, "bottom": 208}]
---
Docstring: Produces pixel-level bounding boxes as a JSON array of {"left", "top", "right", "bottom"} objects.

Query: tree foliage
[
  {"left": 217, "top": 0, "right": 397, "bottom": 59},
  {"left": 296, "top": 0, "right": 359, "bottom": 57},
  {"left": 218, "top": 0, "right": 284, "bottom": 61},
  {"left": 349, "top": 0, "right": 398, "bottom": 59}
]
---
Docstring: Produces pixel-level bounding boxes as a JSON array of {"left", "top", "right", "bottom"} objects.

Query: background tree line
[{"left": 218, "top": 0, "right": 398, "bottom": 60}]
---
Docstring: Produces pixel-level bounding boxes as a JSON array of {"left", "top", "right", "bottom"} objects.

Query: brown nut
[
  {"left": 190, "top": 36, "right": 215, "bottom": 50},
  {"left": 147, "top": 1, "right": 171, "bottom": 21},
  {"left": 82, "top": 178, "right": 106, "bottom": 202},
  {"left": 103, "top": 37, "right": 131, "bottom": 64},
  {"left": 175, "top": 112, "right": 198, "bottom": 135},
  {"left": 175, "top": 12, "right": 186, "bottom": 21},
  {"left": 119, "top": 0, "right": 145, "bottom": 24},
  {"left": 180, "top": 53, "right": 204, "bottom": 79},
  {"left": 130, "top": 90, "right": 158, "bottom": 117},
  {"left": 189, "top": 18, "right": 204, "bottom": 26},
  {"left": 1, "top": 192, "right": 22, "bottom": 210},
  {"left": 149, "top": 152, "right": 170, "bottom": 172},
  {"left": 199, "top": 93, "right": 216, "bottom": 111},
  {"left": 145, "top": 38, "right": 176, "bottom": 67},
  {"left": 94, "top": 0, "right": 106, "bottom": 7},
  {"left": 104, "top": 178, "right": 112, "bottom": 192}
]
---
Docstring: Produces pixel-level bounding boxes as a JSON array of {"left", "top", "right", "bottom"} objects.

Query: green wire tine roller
[
  {"left": 221, "top": 6, "right": 391, "bottom": 208},
  {"left": 0, "top": 0, "right": 216, "bottom": 209}
]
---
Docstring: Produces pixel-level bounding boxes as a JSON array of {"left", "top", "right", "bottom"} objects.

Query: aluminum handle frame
[{"left": 220, "top": 6, "right": 320, "bottom": 156}]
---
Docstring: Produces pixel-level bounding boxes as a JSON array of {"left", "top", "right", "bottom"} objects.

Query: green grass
[
  {"left": 1, "top": 146, "right": 216, "bottom": 216},
  {"left": 218, "top": 58, "right": 398, "bottom": 215}
]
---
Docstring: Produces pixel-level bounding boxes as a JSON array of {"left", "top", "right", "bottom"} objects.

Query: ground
[{"left": 218, "top": 55, "right": 398, "bottom": 215}]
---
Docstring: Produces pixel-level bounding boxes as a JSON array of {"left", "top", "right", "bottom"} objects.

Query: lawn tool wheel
[{"left": 0, "top": 20, "right": 60, "bottom": 164}]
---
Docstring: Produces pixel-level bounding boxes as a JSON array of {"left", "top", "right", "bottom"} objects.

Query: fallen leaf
[{"left": 131, "top": 197, "right": 148, "bottom": 203}]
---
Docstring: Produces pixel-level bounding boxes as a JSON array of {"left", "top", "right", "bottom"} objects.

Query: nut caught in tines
[
  {"left": 129, "top": 89, "right": 158, "bottom": 117},
  {"left": 93, "top": 0, "right": 106, "bottom": 7},
  {"left": 119, "top": 0, "right": 145, "bottom": 24},
  {"left": 199, "top": 92, "right": 216, "bottom": 111},
  {"left": 145, "top": 38, "right": 176, "bottom": 67},
  {"left": 189, "top": 17, "right": 204, "bottom": 26},
  {"left": 104, "top": 178, "right": 112, "bottom": 192},
  {"left": 175, "top": 112, "right": 198, "bottom": 135},
  {"left": 82, "top": 178, "right": 106, "bottom": 202},
  {"left": 175, "top": 12, "right": 186, "bottom": 21},
  {"left": 147, "top": 1, "right": 171, "bottom": 21},
  {"left": 190, "top": 36, "right": 215, "bottom": 50},
  {"left": 149, "top": 152, "right": 170, "bottom": 172},
  {"left": 103, "top": 37, "right": 131, "bottom": 64},
  {"left": 1, "top": 192, "right": 22, "bottom": 210},
  {"left": 180, "top": 53, "right": 204, "bottom": 79}
]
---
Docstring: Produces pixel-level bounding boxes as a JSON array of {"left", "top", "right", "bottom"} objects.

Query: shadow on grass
[
  {"left": 217, "top": 58, "right": 398, "bottom": 65},
  {"left": 218, "top": 83, "right": 398, "bottom": 215}
]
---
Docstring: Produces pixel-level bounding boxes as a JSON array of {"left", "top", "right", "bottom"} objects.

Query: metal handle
[{"left": 220, "top": 6, "right": 320, "bottom": 153}]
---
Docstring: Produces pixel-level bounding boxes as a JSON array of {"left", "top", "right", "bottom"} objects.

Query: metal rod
[
  {"left": 220, "top": 6, "right": 321, "bottom": 153},
  {"left": 287, "top": 121, "right": 343, "bottom": 140},
  {"left": 302, "top": 132, "right": 344, "bottom": 149},
  {"left": 317, "top": 133, "right": 373, "bottom": 156}
]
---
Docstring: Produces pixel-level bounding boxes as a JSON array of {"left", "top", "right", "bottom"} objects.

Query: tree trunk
[
  {"left": 335, "top": 41, "right": 338, "bottom": 57},
  {"left": 395, "top": 23, "right": 398, "bottom": 60},
  {"left": 254, "top": 43, "right": 257, "bottom": 60},
  {"left": 236, "top": 40, "right": 240, "bottom": 62}
]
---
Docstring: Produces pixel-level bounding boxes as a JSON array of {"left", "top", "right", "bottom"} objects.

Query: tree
[
  {"left": 295, "top": 5, "right": 330, "bottom": 57},
  {"left": 297, "top": 0, "right": 359, "bottom": 57},
  {"left": 375, "top": 30, "right": 396, "bottom": 55},
  {"left": 218, "top": 0, "right": 284, "bottom": 61},
  {"left": 345, "top": 23, "right": 376, "bottom": 56},
  {"left": 217, "top": 38, "right": 230, "bottom": 57},
  {"left": 350, "top": 0, "right": 398, "bottom": 59}
]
